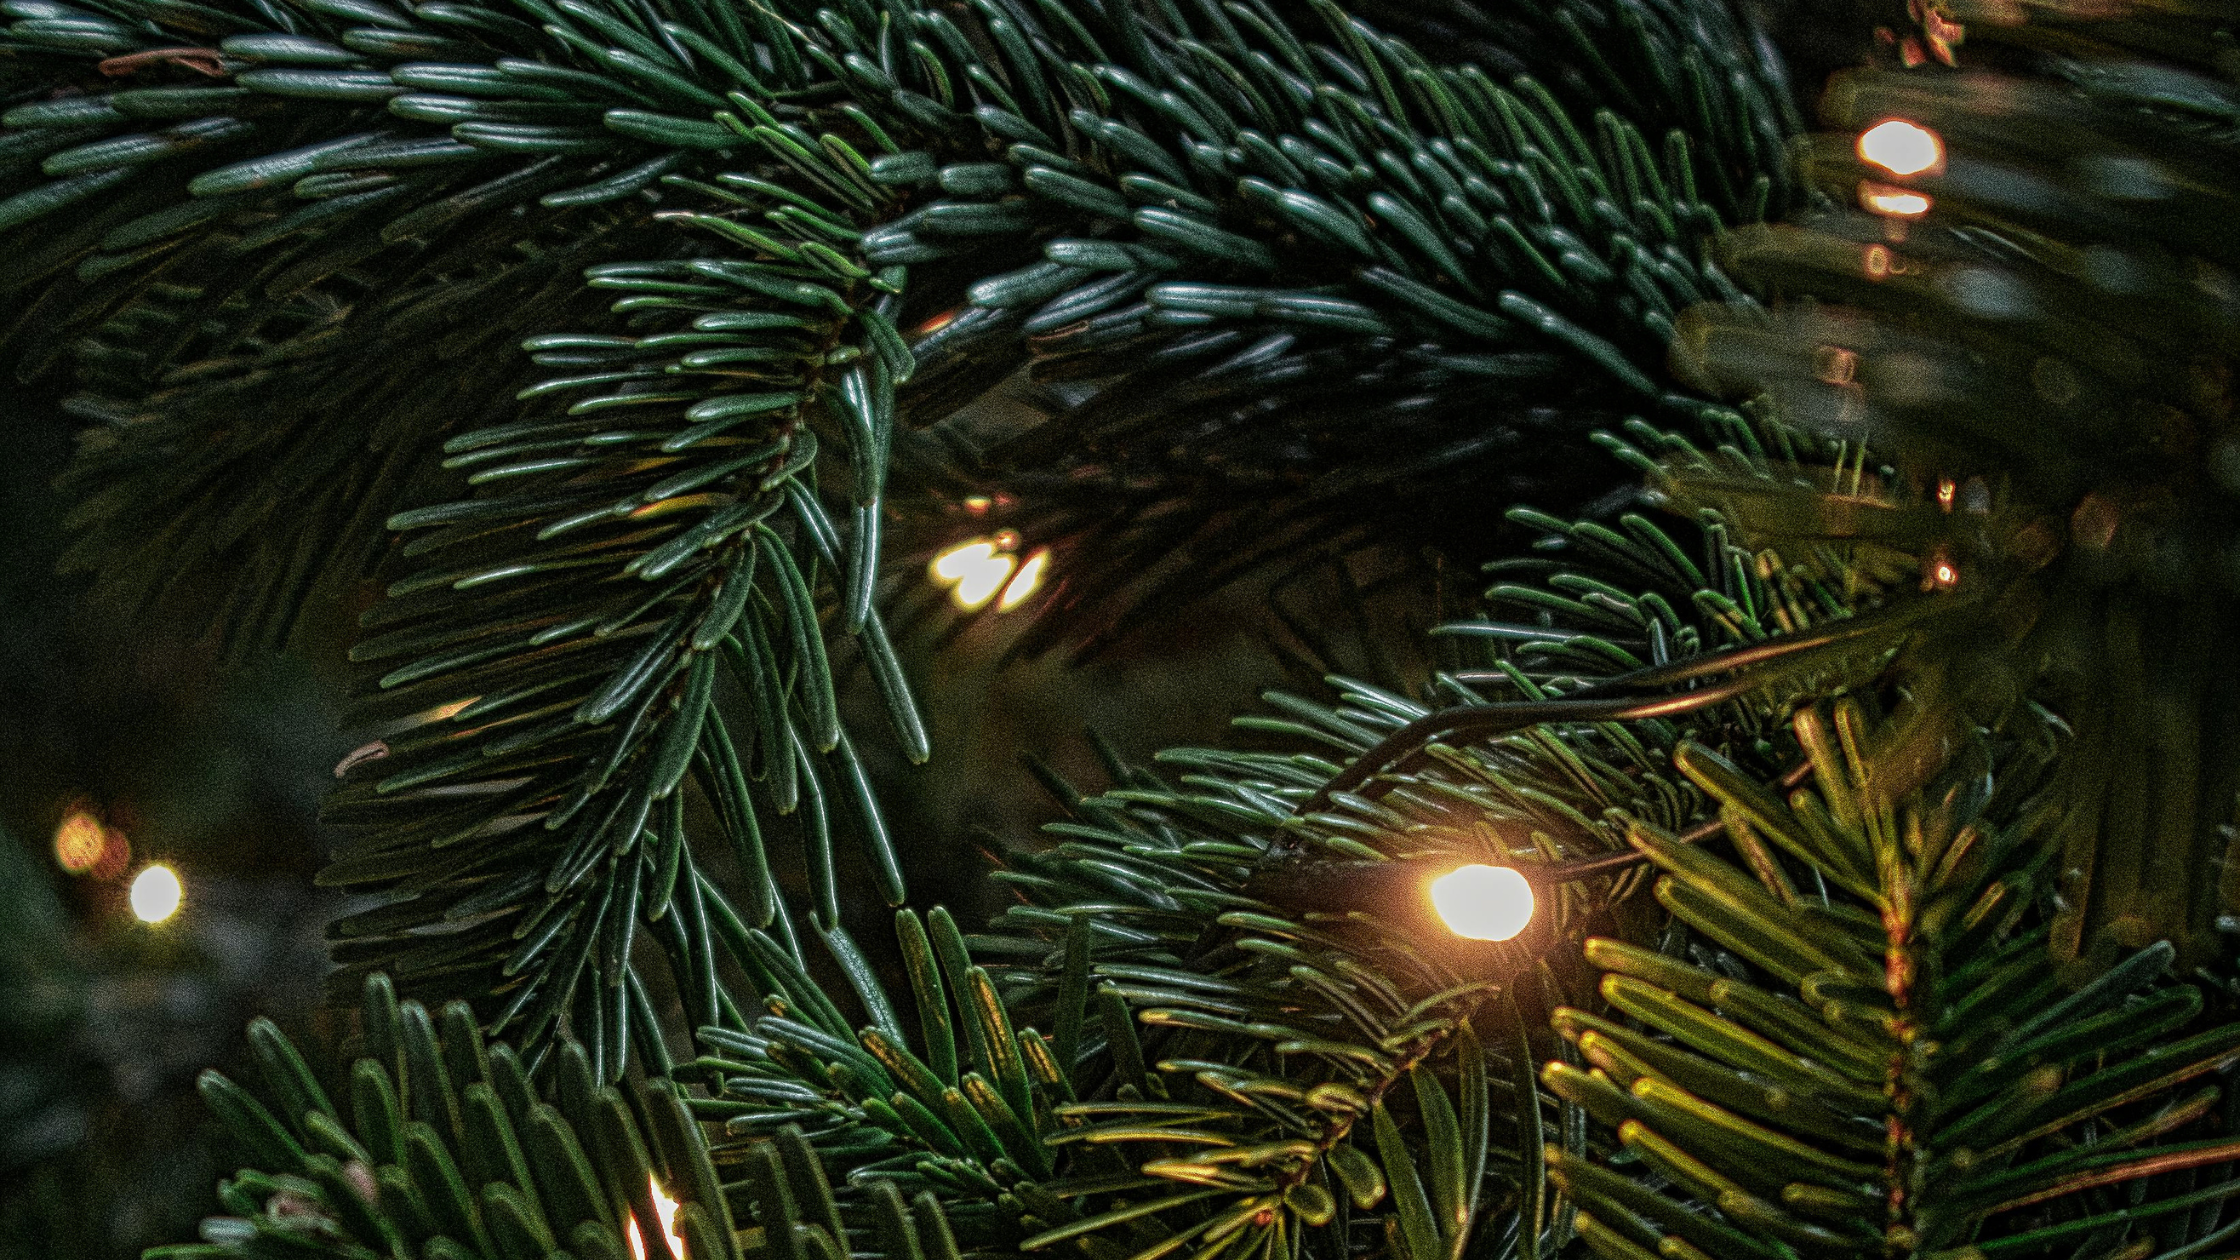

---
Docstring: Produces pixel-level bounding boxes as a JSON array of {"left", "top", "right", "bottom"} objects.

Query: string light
[
  {"left": 997, "top": 548, "right": 1050, "bottom": 611},
  {"left": 130, "top": 864, "right": 184, "bottom": 924},
  {"left": 1860, "top": 183, "right": 1933, "bottom": 218},
  {"left": 54, "top": 810, "right": 107, "bottom": 875},
  {"left": 931, "top": 532, "right": 1052, "bottom": 613},
  {"left": 1428, "top": 865, "right": 1535, "bottom": 941},
  {"left": 1858, "top": 119, "right": 1944, "bottom": 177},
  {"left": 625, "top": 1176, "right": 686, "bottom": 1260}
]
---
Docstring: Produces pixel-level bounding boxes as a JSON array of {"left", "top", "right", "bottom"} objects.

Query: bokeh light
[
  {"left": 129, "top": 864, "right": 183, "bottom": 923},
  {"left": 931, "top": 536, "right": 1034, "bottom": 612},
  {"left": 1428, "top": 864, "right": 1535, "bottom": 941},
  {"left": 53, "top": 810, "right": 107, "bottom": 874},
  {"left": 1858, "top": 119, "right": 1944, "bottom": 177},
  {"left": 1860, "top": 183, "right": 1933, "bottom": 218},
  {"left": 997, "top": 548, "right": 1050, "bottom": 612},
  {"left": 53, "top": 807, "right": 131, "bottom": 879}
]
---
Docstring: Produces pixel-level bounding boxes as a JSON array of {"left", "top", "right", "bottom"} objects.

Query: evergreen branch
[
  {"left": 1668, "top": 27, "right": 2240, "bottom": 962},
  {"left": 2, "top": 0, "right": 1796, "bottom": 653},
  {"left": 1544, "top": 692, "right": 2240, "bottom": 1259},
  {"left": 322, "top": 179, "right": 931, "bottom": 1069},
  {"left": 153, "top": 972, "right": 966, "bottom": 1260}
]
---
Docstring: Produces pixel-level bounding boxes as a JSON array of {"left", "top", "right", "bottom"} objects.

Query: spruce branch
[
  {"left": 1669, "top": 19, "right": 2240, "bottom": 961},
  {"left": 1544, "top": 696, "right": 2240, "bottom": 1259}
]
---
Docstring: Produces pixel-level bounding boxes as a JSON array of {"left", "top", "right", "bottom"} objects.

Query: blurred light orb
[
  {"left": 130, "top": 864, "right": 183, "bottom": 923},
  {"left": 1860, "top": 183, "right": 1933, "bottom": 218},
  {"left": 997, "top": 548, "right": 1050, "bottom": 611},
  {"left": 53, "top": 811, "right": 108, "bottom": 874},
  {"left": 1858, "top": 119, "right": 1944, "bottom": 177},
  {"left": 1428, "top": 864, "right": 1534, "bottom": 941},
  {"left": 931, "top": 536, "right": 1033, "bottom": 612}
]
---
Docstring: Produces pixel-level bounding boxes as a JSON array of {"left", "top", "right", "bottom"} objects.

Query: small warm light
[
  {"left": 129, "top": 864, "right": 183, "bottom": 924},
  {"left": 1860, "top": 182, "right": 1933, "bottom": 218},
  {"left": 996, "top": 548, "right": 1050, "bottom": 611},
  {"left": 1864, "top": 244, "right": 1892, "bottom": 279},
  {"left": 963, "top": 495, "right": 991, "bottom": 515},
  {"left": 931, "top": 540, "right": 997, "bottom": 583},
  {"left": 952, "top": 552, "right": 1016, "bottom": 610},
  {"left": 1937, "top": 478, "right": 1957, "bottom": 511},
  {"left": 53, "top": 811, "right": 109, "bottom": 875},
  {"left": 931, "top": 536, "right": 1031, "bottom": 612},
  {"left": 1931, "top": 560, "right": 1959, "bottom": 588},
  {"left": 626, "top": 1176, "right": 686, "bottom": 1260},
  {"left": 1428, "top": 864, "right": 1534, "bottom": 942},
  {"left": 1858, "top": 119, "right": 1944, "bottom": 177}
]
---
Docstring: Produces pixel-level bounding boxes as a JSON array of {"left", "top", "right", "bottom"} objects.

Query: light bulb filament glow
[
  {"left": 1428, "top": 864, "right": 1534, "bottom": 942},
  {"left": 931, "top": 536, "right": 1035, "bottom": 612},
  {"left": 1860, "top": 182, "right": 1932, "bottom": 218},
  {"left": 130, "top": 864, "right": 183, "bottom": 923},
  {"left": 1858, "top": 119, "right": 1944, "bottom": 178},
  {"left": 996, "top": 548, "right": 1049, "bottom": 611},
  {"left": 625, "top": 1176, "right": 686, "bottom": 1260}
]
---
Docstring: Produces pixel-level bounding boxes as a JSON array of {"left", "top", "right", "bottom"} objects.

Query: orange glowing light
[
  {"left": 1858, "top": 119, "right": 1944, "bottom": 177},
  {"left": 1864, "top": 245, "right": 1892, "bottom": 279},
  {"left": 53, "top": 811, "right": 107, "bottom": 874},
  {"left": 1937, "top": 478, "right": 1957, "bottom": 511},
  {"left": 996, "top": 548, "right": 1050, "bottom": 611},
  {"left": 625, "top": 1176, "right": 686, "bottom": 1260},
  {"left": 1860, "top": 183, "right": 1932, "bottom": 218},
  {"left": 1932, "top": 561, "right": 1958, "bottom": 588},
  {"left": 963, "top": 495, "right": 991, "bottom": 514},
  {"left": 53, "top": 808, "right": 130, "bottom": 879}
]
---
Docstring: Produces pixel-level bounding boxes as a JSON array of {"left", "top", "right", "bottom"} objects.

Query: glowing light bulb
[
  {"left": 996, "top": 548, "right": 1049, "bottom": 611},
  {"left": 951, "top": 552, "right": 1016, "bottom": 610},
  {"left": 625, "top": 1176, "right": 686, "bottom": 1260},
  {"left": 931, "top": 539, "right": 997, "bottom": 583},
  {"left": 1428, "top": 864, "right": 1534, "bottom": 941},
  {"left": 130, "top": 864, "right": 183, "bottom": 923},
  {"left": 1860, "top": 183, "right": 1933, "bottom": 218},
  {"left": 1858, "top": 119, "right": 1943, "bottom": 178}
]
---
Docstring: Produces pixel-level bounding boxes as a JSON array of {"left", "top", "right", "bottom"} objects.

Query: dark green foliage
[
  {"left": 1545, "top": 696, "right": 2240, "bottom": 1260},
  {"left": 161, "top": 971, "right": 971, "bottom": 1260},
  {"left": 1671, "top": 26, "right": 2240, "bottom": 963},
  {"left": 0, "top": 0, "right": 1804, "bottom": 1065}
]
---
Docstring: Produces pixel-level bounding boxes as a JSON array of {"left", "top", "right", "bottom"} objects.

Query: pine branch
[
  {"left": 1668, "top": 20, "right": 2240, "bottom": 961},
  {"left": 1544, "top": 696, "right": 2240, "bottom": 1259},
  {"left": 1, "top": 0, "right": 1795, "bottom": 652},
  {"left": 161, "top": 970, "right": 974, "bottom": 1260}
]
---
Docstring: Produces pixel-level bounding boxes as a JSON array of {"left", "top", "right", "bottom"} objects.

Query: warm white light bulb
[
  {"left": 1428, "top": 864, "right": 1533, "bottom": 941},
  {"left": 130, "top": 864, "right": 183, "bottom": 923},
  {"left": 1858, "top": 119, "right": 1943, "bottom": 178},
  {"left": 931, "top": 540, "right": 997, "bottom": 583},
  {"left": 1860, "top": 183, "right": 1933, "bottom": 218},
  {"left": 950, "top": 552, "right": 1016, "bottom": 611},
  {"left": 996, "top": 548, "right": 1049, "bottom": 611}
]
